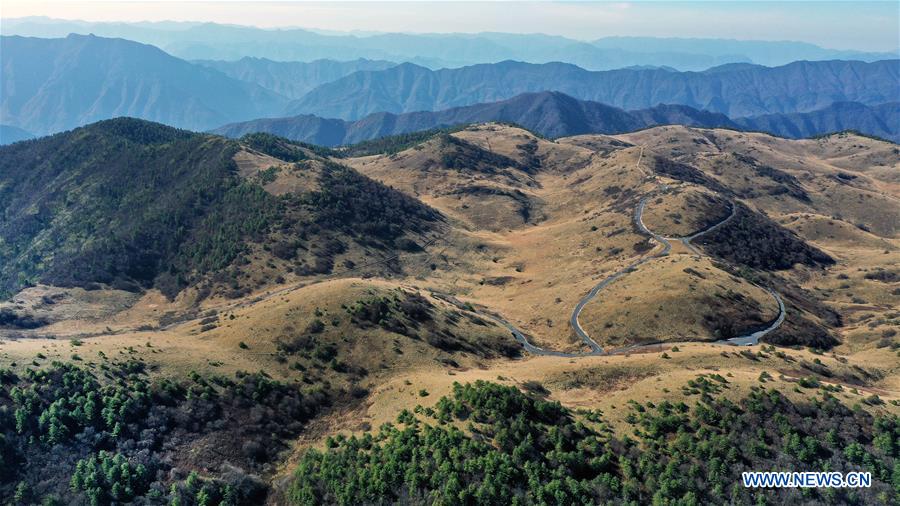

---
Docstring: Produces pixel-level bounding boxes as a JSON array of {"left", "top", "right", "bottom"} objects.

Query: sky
[{"left": 2, "top": 1, "right": 898, "bottom": 51}]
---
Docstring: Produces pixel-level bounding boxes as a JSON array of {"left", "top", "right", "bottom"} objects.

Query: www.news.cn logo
[{"left": 742, "top": 471, "right": 872, "bottom": 488}]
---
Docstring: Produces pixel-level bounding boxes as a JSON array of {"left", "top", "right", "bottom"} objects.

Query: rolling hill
[
  {"left": 0, "top": 121, "right": 897, "bottom": 504},
  {"left": 0, "top": 34, "right": 289, "bottom": 135},
  {"left": 0, "top": 118, "right": 440, "bottom": 301},
  {"left": 342, "top": 124, "right": 895, "bottom": 351},
  {"left": 215, "top": 92, "right": 900, "bottom": 145},
  {"left": 285, "top": 59, "right": 900, "bottom": 120}
]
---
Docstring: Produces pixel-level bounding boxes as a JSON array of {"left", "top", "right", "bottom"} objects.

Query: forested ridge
[
  {"left": 0, "top": 118, "right": 269, "bottom": 298},
  {"left": 0, "top": 360, "right": 333, "bottom": 504},
  {"left": 697, "top": 204, "right": 835, "bottom": 271},
  {"left": 289, "top": 380, "right": 898, "bottom": 505},
  {"left": 0, "top": 119, "right": 440, "bottom": 302},
  {"left": 4, "top": 367, "right": 894, "bottom": 505}
]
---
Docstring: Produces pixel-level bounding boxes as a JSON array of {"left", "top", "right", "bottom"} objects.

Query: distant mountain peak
[
  {"left": 701, "top": 62, "right": 766, "bottom": 73},
  {"left": 1, "top": 34, "right": 288, "bottom": 134}
]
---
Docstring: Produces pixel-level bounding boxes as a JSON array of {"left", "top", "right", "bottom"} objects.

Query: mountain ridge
[
  {"left": 0, "top": 34, "right": 289, "bottom": 134},
  {"left": 4, "top": 16, "right": 896, "bottom": 70},
  {"left": 285, "top": 58, "right": 900, "bottom": 120},
  {"left": 0, "top": 117, "right": 440, "bottom": 299},
  {"left": 737, "top": 101, "right": 900, "bottom": 142},
  {"left": 213, "top": 92, "right": 900, "bottom": 145}
]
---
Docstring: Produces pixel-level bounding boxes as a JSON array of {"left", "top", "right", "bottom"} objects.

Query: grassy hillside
[{"left": 0, "top": 277, "right": 520, "bottom": 503}]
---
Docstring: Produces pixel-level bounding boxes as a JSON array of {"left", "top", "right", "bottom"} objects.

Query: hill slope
[
  {"left": 0, "top": 119, "right": 439, "bottom": 300},
  {"left": 285, "top": 59, "right": 900, "bottom": 120},
  {"left": 0, "top": 34, "right": 288, "bottom": 134}
]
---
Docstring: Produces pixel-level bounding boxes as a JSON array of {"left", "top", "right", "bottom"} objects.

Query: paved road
[
  {"left": 490, "top": 146, "right": 787, "bottom": 357},
  {"left": 568, "top": 195, "right": 669, "bottom": 354},
  {"left": 725, "top": 289, "right": 786, "bottom": 346},
  {"left": 668, "top": 201, "right": 736, "bottom": 255}
]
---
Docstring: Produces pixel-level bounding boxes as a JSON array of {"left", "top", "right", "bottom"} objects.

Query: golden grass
[
  {"left": 640, "top": 184, "right": 729, "bottom": 237},
  {"left": 2, "top": 123, "right": 899, "bottom": 461},
  {"left": 349, "top": 343, "right": 900, "bottom": 438},
  {"left": 0, "top": 277, "right": 513, "bottom": 383},
  {"left": 575, "top": 255, "right": 779, "bottom": 346}
]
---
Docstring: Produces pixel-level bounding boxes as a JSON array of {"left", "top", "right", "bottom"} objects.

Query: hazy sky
[{"left": 2, "top": 1, "right": 898, "bottom": 51}]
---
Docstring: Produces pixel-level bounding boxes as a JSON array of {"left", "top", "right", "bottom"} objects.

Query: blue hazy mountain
[
  {"left": 285, "top": 59, "right": 900, "bottom": 120},
  {"left": 0, "top": 124, "right": 34, "bottom": 144},
  {"left": 736, "top": 101, "right": 900, "bottom": 142},
  {"left": 1, "top": 34, "right": 289, "bottom": 134},
  {"left": 213, "top": 91, "right": 736, "bottom": 145},
  {"left": 193, "top": 57, "right": 397, "bottom": 99},
  {"left": 4, "top": 17, "right": 896, "bottom": 71},
  {"left": 213, "top": 91, "right": 900, "bottom": 146},
  {"left": 4, "top": 33, "right": 897, "bottom": 140}
]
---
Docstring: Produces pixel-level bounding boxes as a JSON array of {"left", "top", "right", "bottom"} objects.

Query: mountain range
[
  {"left": 2, "top": 34, "right": 898, "bottom": 142},
  {"left": 213, "top": 92, "right": 900, "bottom": 145},
  {"left": 740, "top": 101, "right": 900, "bottom": 142},
  {"left": 4, "top": 11, "right": 900, "bottom": 506},
  {"left": 4, "top": 17, "right": 896, "bottom": 70},
  {"left": 285, "top": 59, "right": 900, "bottom": 120},
  {"left": 213, "top": 92, "right": 731, "bottom": 144},
  {"left": 0, "top": 34, "right": 287, "bottom": 134}
]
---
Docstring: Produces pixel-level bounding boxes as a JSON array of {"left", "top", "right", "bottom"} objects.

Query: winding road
[{"left": 481, "top": 146, "right": 787, "bottom": 357}]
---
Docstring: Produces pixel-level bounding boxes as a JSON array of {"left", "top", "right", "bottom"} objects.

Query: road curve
[
  {"left": 725, "top": 289, "right": 785, "bottom": 346},
  {"left": 668, "top": 201, "right": 736, "bottom": 255},
  {"left": 569, "top": 195, "right": 670, "bottom": 353},
  {"left": 494, "top": 145, "right": 787, "bottom": 357}
]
